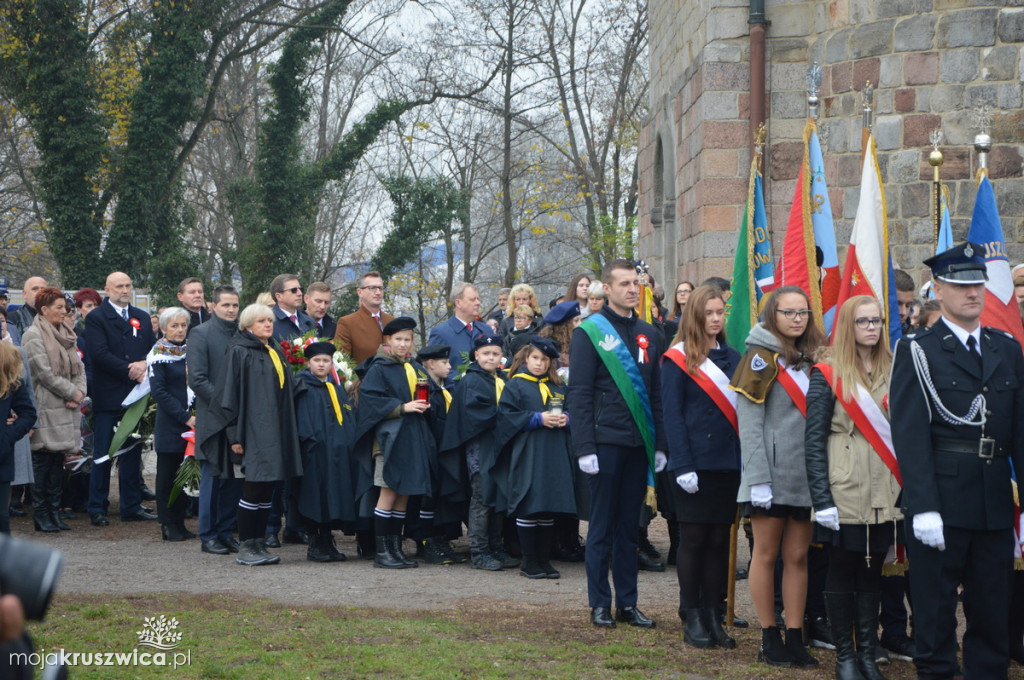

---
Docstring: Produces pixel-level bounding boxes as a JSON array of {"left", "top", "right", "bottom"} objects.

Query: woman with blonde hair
[
  {"left": 731, "top": 285, "right": 826, "bottom": 667},
  {"left": 21, "top": 287, "right": 86, "bottom": 532},
  {"left": 805, "top": 295, "right": 898, "bottom": 680},
  {"left": 498, "top": 284, "right": 543, "bottom": 341},
  {"left": 0, "top": 342, "right": 36, "bottom": 534}
]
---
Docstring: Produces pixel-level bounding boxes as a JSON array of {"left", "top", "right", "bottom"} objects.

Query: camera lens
[{"left": 0, "top": 534, "right": 64, "bottom": 620}]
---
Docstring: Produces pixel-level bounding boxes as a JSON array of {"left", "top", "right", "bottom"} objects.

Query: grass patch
[{"left": 29, "top": 594, "right": 947, "bottom": 679}]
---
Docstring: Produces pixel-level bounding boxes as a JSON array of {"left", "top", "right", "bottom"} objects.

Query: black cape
[
  {"left": 292, "top": 371, "right": 359, "bottom": 527},
  {"left": 354, "top": 353, "right": 434, "bottom": 497},
  {"left": 439, "top": 364, "right": 505, "bottom": 510},
  {"left": 494, "top": 370, "right": 577, "bottom": 517},
  {"left": 200, "top": 331, "right": 303, "bottom": 482}
]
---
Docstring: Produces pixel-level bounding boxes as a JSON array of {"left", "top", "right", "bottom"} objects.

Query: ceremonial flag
[
  {"left": 726, "top": 157, "right": 774, "bottom": 349},
  {"left": 967, "top": 175, "right": 1024, "bottom": 346},
  {"left": 835, "top": 134, "right": 901, "bottom": 348},
  {"left": 777, "top": 120, "right": 839, "bottom": 333},
  {"left": 936, "top": 191, "right": 953, "bottom": 255}
]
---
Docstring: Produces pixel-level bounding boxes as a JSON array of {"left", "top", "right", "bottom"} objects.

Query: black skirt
[
  {"left": 813, "top": 521, "right": 896, "bottom": 553},
  {"left": 670, "top": 470, "right": 740, "bottom": 524}
]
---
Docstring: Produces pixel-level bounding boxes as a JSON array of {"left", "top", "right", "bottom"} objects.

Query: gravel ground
[{"left": 19, "top": 469, "right": 754, "bottom": 624}]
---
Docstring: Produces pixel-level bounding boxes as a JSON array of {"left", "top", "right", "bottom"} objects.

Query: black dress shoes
[
  {"left": 616, "top": 607, "right": 656, "bottom": 628},
  {"left": 591, "top": 607, "right": 616, "bottom": 628},
  {"left": 221, "top": 537, "right": 240, "bottom": 553},
  {"left": 201, "top": 539, "right": 230, "bottom": 555},
  {"left": 264, "top": 533, "right": 282, "bottom": 549},
  {"left": 121, "top": 508, "right": 157, "bottom": 522},
  {"left": 283, "top": 530, "right": 309, "bottom": 545},
  {"left": 637, "top": 550, "right": 666, "bottom": 572},
  {"left": 90, "top": 514, "right": 110, "bottom": 527},
  {"left": 140, "top": 485, "right": 157, "bottom": 502}
]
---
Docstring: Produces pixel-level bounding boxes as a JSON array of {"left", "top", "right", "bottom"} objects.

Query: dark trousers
[
  {"left": 0, "top": 483, "right": 9, "bottom": 534},
  {"left": 154, "top": 451, "right": 185, "bottom": 526},
  {"left": 906, "top": 519, "right": 1012, "bottom": 680},
  {"left": 266, "top": 479, "right": 304, "bottom": 536},
  {"left": 198, "top": 461, "right": 242, "bottom": 543},
  {"left": 584, "top": 444, "right": 647, "bottom": 609},
  {"left": 87, "top": 411, "right": 142, "bottom": 518},
  {"left": 31, "top": 450, "right": 63, "bottom": 521}
]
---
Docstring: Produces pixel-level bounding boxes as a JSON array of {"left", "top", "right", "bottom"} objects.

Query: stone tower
[{"left": 638, "top": 0, "right": 1024, "bottom": 293}]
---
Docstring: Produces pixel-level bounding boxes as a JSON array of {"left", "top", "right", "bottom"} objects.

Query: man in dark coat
[
  {"left": 176, "top": 277, "right": 209, "bottom": 332},
  {"left": 9, "top": 276, "right": 46, "bottom": 337},
  {"left": 186, "top": 285, "right": 241, "bottom": 555},
  {"left": 891, "top": 242, "right": 1024, "bottom": 680},
  {"left": 270, "top": 273, "right": 316, "bottom": 343},
  {"left": 568, "top": 259, "right": 667, "bottom": 629},
  {"left": 304, "top": 282, "right": 336, "bottom": 340},
  {"left": 427, "top": 282, "right": 496, "bottom": 387},
  {"left": 85, "top": 271, "right": 157, "bottom": 525}
]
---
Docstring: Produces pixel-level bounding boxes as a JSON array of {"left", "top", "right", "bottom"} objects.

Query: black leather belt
[{"left": 932, "top": 436, "right": 1006, "bottom": 457}]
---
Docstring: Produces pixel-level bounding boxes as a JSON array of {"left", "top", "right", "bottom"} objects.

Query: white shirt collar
[
  {"left": 941, "top": 316, "right": 982, "bottom": 354},
  {"left": 108, "top": 299, "right": 129, "bottom": 315}
]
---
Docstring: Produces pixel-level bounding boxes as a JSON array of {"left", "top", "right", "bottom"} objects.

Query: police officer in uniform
[{"left": 891, "top": 242, "right": 1024, "bottom": 680}]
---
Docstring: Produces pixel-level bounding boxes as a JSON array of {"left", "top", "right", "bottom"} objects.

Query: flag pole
[
  {"left": 975, "top": 129, "right": 992, "bottom": 182},
  {"left": 861, "top": 81, "right": 874, "bottom": 165},
  {"left": 929, "top": 130, "right": 944, "bottom": 248}
]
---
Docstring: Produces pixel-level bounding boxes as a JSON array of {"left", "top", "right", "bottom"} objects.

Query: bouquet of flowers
[
  {"left": 169, "top": 430, "right": 201, "bottom": 505},
  {"left": 333, "top": 350, "right": 356, "bottom": 384},
  {"left": 279, "top": 330, "right": 321, "bottom": 374}
]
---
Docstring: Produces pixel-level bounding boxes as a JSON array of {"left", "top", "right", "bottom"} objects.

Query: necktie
[
  {"left": 290, "top": 313, "right": 297, "bottom": 326},
  {"left": 466, "top": 323, "right": 473, "bottom": 333},
  {"left": 373, "top": 314, "right": 382, "bottom": 331},
  {"left": 967, "top": 335, "right": 982, "bottom": 371},
  {"left": 121, "top": 308, "right": 128, "bottom": 322}
]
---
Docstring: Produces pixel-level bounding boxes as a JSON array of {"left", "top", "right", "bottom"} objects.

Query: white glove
[
  {"left": 578, "top": 454, "right": 599, "bottom": 475},
  {"left": 654, "top": 451, "right": 667, "bottom": 472},
  {"left": 913, "top": 511, "right": 945, "bottom": 551},
  {"left": 676, "top": 472, "right": 699, "bottom": 494},
  {"left": 750, "top": 483, "right": 773, "bottom": 509},
  {"left": 814, "top": 506, "right": 840, "bottom": 532}
]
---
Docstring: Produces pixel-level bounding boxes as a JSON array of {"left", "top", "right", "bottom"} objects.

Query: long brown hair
[
  {"left": 670, "top": 285, "right": 726, "bottom": 375},
  {"left": 823, "top": 295, "right": 892, "bottom": 401},
  {"left": 537, "top": 321, "right": 572, "bottom": 358},
  {"left": 565, "top": 273, "right": 592, "bottom": 303},
  {"left": 761, "top": 286, "right": 827, "bottom": 366},
  {"left": 508, "top": 345, "right": 564, "bottom": 386},
  {"left": 0, "top": 342, "right": 24, "bottom": 398}
]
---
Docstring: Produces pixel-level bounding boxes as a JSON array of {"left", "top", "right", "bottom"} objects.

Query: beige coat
[
  {"left": 823, "top": 380, "right": 902, "bottom": 525},
  {"left": 21, "top": 323, "right": 87, "bottom": 453}
]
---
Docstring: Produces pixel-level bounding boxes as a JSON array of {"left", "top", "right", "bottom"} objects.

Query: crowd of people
[{"left": 1, "top": 241, "right": 1024, "bottom": 679}]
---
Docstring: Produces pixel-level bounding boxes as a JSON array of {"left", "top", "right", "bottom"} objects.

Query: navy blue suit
[
  {"left": 568, "top": 305, "right": 666, "bottom": 610},
  {"left": 272, "top": 306, "right": 316, "bottom": 343},
  {"left": 85, "top": 299, "right": 156, "bottom": 518},
  {"left": 427, "top": 316, "right": 496, "bottom": 387}
]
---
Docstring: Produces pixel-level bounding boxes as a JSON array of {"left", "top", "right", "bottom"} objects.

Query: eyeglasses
[
  {"left": 285, "top": 287, "right": 303, "bottom": 294},
  {"left": 776, "top": 308, "right": 812, "bottom": 320},
  {"left": 854, "top": 316, "right": 884, "bottom": 329},
  {"left": 513, "top": 315, "right": 531, "bottom": 321},
  {"left": 359, "top": 285, "right": 384, "bottom": 292}
]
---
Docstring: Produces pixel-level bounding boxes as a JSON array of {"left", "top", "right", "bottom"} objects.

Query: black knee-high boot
[
  {"left": 854, "top": 592, "right": 888, "bottom": 680},
  {"left": 517, "top": 523, "right": 545, "bottom": 578},
  {"left": 825, "top": 592, "right": 867, "bottom": 680}
]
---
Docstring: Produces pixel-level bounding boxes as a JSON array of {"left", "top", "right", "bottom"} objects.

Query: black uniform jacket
[
  {"left": 890, "top": 318, "right": 1024, "bottom": 531},
  {"left": 293, "top": 370, "right": 358, "bottom": 526},
  {"left": 494, "top": 370, "right": 576, "bottom": 517},
  {"left": 354, "top": 354, "right": 433, "bottom": 497},
  {"left": 438, "top": 364, "right": 504, "bottom": 507}
]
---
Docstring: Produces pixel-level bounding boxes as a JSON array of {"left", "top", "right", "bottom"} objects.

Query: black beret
[
  {"left": 382, "top": 316, "right": 416, "bottom": 336},
  {"left": 529, "top": 336, "right": 560, "bottom": 359},
  {"left": 304, "top": 341, "right": 335, "bottom": 359},
  {"left": 416, "top": 344, "right": 450, "bottom": 362}
]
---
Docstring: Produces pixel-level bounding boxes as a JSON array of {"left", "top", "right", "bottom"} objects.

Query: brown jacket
[
  {"left": 21, "top": 321, "right": 87, "bottom": 453},
  {"left": 334, "top": 305, "right": 394, "bottom": 362}
]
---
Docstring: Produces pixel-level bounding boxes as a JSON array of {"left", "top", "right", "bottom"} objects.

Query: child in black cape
[
  {"left": 439, "top": 334, "right": 517, "bottom": 571},
  {"left": 354, "top": 317, "right": 434, "bottom": 569},
  {"left": 494, "top": 337, "right": 576, "bottom": 579},
  {"left": 292, "top": 341, "right": 359, "bottom": 563}
]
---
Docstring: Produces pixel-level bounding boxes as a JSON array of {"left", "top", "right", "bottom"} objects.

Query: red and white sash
[
  {"left": 775, "top": 360, "right": 809, "bottom": 417},
  {"left": 815, "top": 363, "right": 901, "bottom": 487},
  {"left": 664, "top": 343, "right": 738, "bottom": 432}
]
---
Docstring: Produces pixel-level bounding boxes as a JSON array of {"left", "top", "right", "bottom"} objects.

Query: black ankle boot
[
  {"left": 681, "top": 608, "right": 714, "bottom": 648},
  {"left": 388, "top": 535, "right": 417, "bottom": 567},
  {"left": 758, "top": 626, "right": 792, "bottom": 666},
  {"left": 162, "top": 523, "right": 187, "bottom": 542},
  {"left": 785, "top": 627, "right": 820, "bottom": 667},
  {"left": 307, "top": 532, "right": 332, "bottom": 562},
  {"left": 34, "top": 513, "right": 59, "bottom": 533},
  {"left": 824, "top": 592, "right": 867, "bottom": 680},
  {"left": 704, "top": 607, "right": 736, "bottom": 649},
  {"left": 373, "top": 535, "right": 406, "bottom": 569},
  {"left": 854, "top": 592, "right": 888, "bottom": 680}
]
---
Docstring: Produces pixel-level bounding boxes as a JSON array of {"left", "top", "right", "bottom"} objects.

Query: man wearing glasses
[
  {"left": 270, "top": 273, "right": 316, "bottom": 342},
  {"left": 334, "top": 271, "right": 394, "bottom": 363}
]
